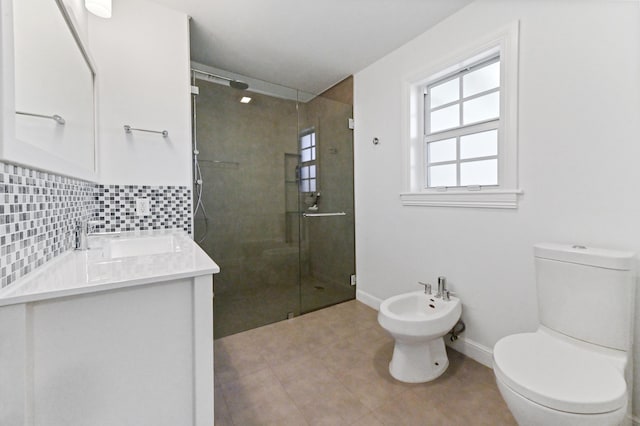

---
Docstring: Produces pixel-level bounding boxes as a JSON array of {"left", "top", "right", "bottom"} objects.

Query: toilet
[
  {"left": 378, "top": 290, "right": 461, "bottom": 383},
  {"left": 493, "top": 243, "right": 636, "bottom": 426}
]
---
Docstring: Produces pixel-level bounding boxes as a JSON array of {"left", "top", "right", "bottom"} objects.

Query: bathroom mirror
[{"left": 0, "top": 0, "right": 97, "bottom": 181}]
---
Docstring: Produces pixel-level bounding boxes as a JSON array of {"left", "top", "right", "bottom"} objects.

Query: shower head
[
  {"left": 229, "top": 80, "right": 249, "bottom": 90},
  {"left": 192, "top": 68, "right": 250, "bottom": 91}
]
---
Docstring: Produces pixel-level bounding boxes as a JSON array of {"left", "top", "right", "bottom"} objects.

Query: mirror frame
[{"left": 0, "top": 0, "right": 98, "bottom": 181}]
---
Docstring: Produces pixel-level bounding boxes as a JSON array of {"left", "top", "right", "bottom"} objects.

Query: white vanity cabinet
[{"left": 0, "top": 231, "right": 220, "bottom": 426}]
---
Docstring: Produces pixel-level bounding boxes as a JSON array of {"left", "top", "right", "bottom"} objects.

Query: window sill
[{"left": 400, "top": 189, "right": 523, "bottom": 209}]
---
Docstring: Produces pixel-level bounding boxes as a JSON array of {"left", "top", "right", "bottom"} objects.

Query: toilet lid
[{"left": 493, "top": 332, "right": 626, "bottom": 414}]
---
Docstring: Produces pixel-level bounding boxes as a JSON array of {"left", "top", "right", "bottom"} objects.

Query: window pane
[
  {"left": 311, "top": 147, "right": 316, "bottom": 160},
  {"left": 460, "top": 130, "right": 498, "bottom": 159},
  {"left": 309, "top": 165, "right": 316, "bottom": 178},
  {"left": 430, "top": 104, "right": 459, "bottom": 133},
  {"left": 429, "top": 164, "right": 457, "bottom": 187},
  {"left": 300, "top": 166, "right": 309, "bottom": 179},
  {"left": 460, "top": 159, "right": 497, "bottom": 186},
  {"left": 301, "top": 180, "right": 309, "bottom": 192},
  {"left": 428, "top": 138, "right": 456, "bottom": 163},
  {"left": 311, "top": 133, "right": 315, "bottom": 146},
  {"left": 301, "top": 148, "right": 312, "bottom": 162},
  {"left": 463, "top": 61, "right": 500, "bottom": 97},
  {"left": 430, "top": 78, "right": 459, "bottom": 108},
  {"left": 463, "top": 91, "right": 499, "bottom": 125},
  {"left": 301, "top": 134, "right": 312, "bottom": 149},
  {"left": 309, "top": 179, "right": 316, "bottom": 192}
]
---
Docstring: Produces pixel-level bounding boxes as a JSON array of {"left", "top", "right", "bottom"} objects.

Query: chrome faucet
[
  {"left": 443, "top": 290, "right": 451, "bottom": 301},
  {"left": 436, "top": 276, "right": 446, "bottom": 298},
  {"left": 75, "top": 219, "right": 100, "bottom": 250},
  {"left": 418, "top": 281, "right": 432, "bottom": 294}
]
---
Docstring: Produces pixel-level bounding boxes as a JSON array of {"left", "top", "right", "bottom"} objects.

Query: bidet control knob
[{"left": 417, "top": 281, "right": 432, "bottom": 295}]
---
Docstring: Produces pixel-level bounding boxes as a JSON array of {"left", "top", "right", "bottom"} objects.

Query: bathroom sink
[{"left": 104, "top": 234, "right": 178, "bottom": 259}]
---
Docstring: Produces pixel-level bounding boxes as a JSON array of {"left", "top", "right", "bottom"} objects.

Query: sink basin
[{"left": 104, "top": 235, "right": 178, "bottom": 259}]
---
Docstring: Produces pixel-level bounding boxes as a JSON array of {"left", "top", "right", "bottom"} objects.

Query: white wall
[
  {"left": 354, "top": 0, "right": 640, "bottom": 411},
  {"left": 88, "top": 0, "right": 192, "bottom": 186},
  {"left": 61, "top": 0, "right": 89, "bottom": 39}
]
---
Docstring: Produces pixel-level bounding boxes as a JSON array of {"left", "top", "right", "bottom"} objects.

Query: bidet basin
[
  {"left": 378, "top": 291, "right": 461, "bottom": 341},
  {"left": 378, "top": 290, "right": 462, "bottom": 383}
]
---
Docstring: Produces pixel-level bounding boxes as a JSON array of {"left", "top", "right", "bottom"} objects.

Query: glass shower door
[
  {"left": 297, "top": 80, "right": 356, "bottom": 313},
  {"left": 194, "top": 78, "right": 301, "bottom": 338},
  {"left": 193, "top": 72, "right": 355, "bottom": 338}
]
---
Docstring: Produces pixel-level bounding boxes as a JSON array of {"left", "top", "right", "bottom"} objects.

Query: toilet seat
[{"left": 493, "top": 331, "right": 626, "bottom": 414}]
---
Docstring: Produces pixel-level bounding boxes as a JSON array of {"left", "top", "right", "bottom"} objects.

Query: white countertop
[{"left": 0, "top": 230, "right": 220, "bottom": 307}]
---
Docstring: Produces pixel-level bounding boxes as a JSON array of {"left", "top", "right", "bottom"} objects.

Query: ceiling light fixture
[
  {"left": 85, "top": 0, "right": 112, "bottom": 18},
  {"left": 240, "top": 97, "right": 252, "bottom": 104}
]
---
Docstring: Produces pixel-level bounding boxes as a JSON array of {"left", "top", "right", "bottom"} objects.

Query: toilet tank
[{"left": 534, "top": 243, "right": 636, "bottom": 351}]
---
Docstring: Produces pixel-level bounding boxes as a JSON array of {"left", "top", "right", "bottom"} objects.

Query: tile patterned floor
[
  {"left": 214, "top": 276, "right": 355, "bottom": 338},
  {"left": 214, "top": 300, "right": 516, "bottom": 425}
]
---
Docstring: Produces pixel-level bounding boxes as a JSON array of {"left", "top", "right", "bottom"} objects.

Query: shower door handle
[{"left": 302, "top": 212, "right": 346, "bottom": 217}]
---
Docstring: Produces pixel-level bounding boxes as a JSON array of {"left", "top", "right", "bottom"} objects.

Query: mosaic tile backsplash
[
  {"left": 0, "top": 162, "right": 96, "bottom": 288},
  {"left": 0, "top": 162, "right": 193, "bottom": 289},
  {"left": 95, "top": 185, "right": 192, "bottom": 234}
]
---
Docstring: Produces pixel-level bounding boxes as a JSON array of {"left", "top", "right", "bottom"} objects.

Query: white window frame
[
  {"left": 425, "top": 56, "right": 500, "bottom": 188},
  {"left": 400, "top": 21, "right": 521, "bottom": 208}
]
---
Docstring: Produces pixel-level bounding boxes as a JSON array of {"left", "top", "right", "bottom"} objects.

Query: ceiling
[{"left": 149, "top": 0, "right": 473, "bottom": 94}]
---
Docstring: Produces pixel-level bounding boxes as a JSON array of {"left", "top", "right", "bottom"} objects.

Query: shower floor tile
[
  {"left": 214, "top": 300, "right": 516, "bottom": 426},
  {"left": 214, "top": 276, "right": 355, "bottom": 339}
]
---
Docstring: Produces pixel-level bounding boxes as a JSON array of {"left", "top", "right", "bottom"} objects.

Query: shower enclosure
[{"left": 192, "top": 71, "right": 355, "bottom": 338}]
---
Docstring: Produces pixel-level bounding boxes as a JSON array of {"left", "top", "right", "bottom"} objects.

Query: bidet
[{"left": 378, "top": 290, "right": 461, "bottom": 383}]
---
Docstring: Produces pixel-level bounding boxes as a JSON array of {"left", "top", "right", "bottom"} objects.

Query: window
[
  {"left": 425, "top": 57, "right": 500, "bottom": 188},
  {"left": 401, "top": 22, "right": 520, "bottom": 208},
  {"left": 299, "top": 129, "right": 317, "bottom": 192}
]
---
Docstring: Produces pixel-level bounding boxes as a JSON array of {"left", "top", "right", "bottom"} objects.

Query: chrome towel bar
[
  {"left": 16, "top": 111, "right": 65, "bottom": 125},
  {"left": 302, "top": 212, "right": 346, "bottom": 217},
  {"left": 124, "top": 125, "right": 168, "bottom": 137}
]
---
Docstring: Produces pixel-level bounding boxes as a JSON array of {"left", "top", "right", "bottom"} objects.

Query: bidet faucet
[
  {"left": 436, "top": 276, "right": 446, "bottom": 298},
  {"left": 418, "top": 281, "right": 432, "bottom": 294}
]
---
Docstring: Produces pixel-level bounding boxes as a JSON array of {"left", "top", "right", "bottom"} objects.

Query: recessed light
[{"left": 240, "top": 97, "right": 252, "bottom": 104}]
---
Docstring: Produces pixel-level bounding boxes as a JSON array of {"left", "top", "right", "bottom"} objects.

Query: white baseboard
[
  {"left": 356, "top": 289, "right": 382, "bottom": 310},
  {"left": 446, "top": 336, "right": 493, "bottom": 368},
  {"left": 356, "top": 289, "right": 493, "bottom": 368}
]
